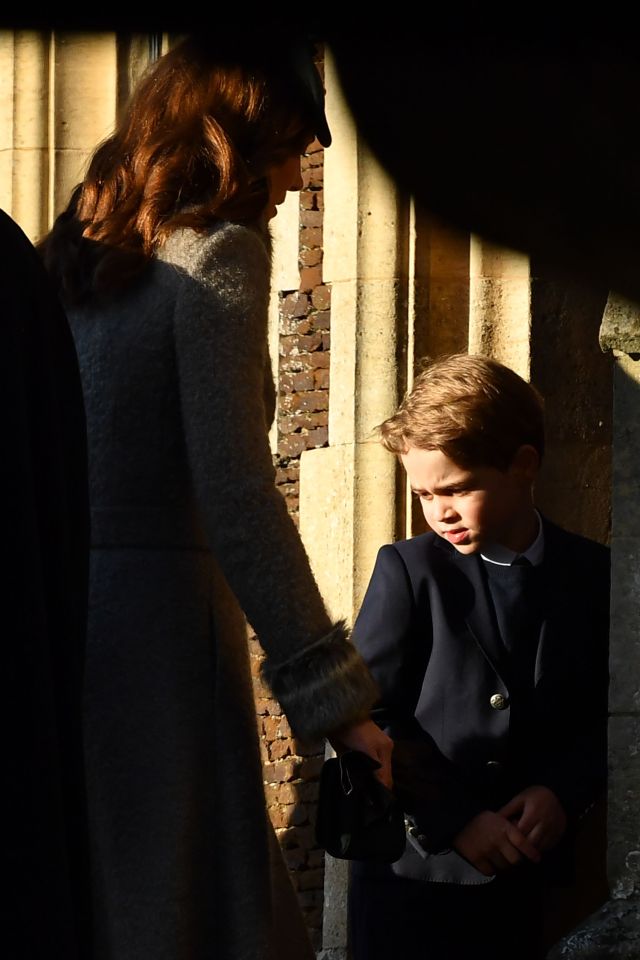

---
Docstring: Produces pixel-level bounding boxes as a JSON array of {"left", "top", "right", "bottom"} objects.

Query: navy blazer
[{"left": 351, "top": 516, "right": 610, "bottom": 884}]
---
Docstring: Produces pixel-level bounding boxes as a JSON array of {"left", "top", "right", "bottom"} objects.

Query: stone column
[
  {"left": 299, "top": 50, "right": 412, "bottom": 960},
  {"left": 547, "top": 295, "right": 640, "bottom": 958},
  {"left": 469, "top": 235, "right": 532, "bottom": 378},
  {"left": 0, "top": 30, "right": 117, "bottom": 241},
  {"left": 0, "top": 31, "right": 51, "bottom": 240},
  {"left": 50, "top": 33, "right": 117, "bottom": 224}
]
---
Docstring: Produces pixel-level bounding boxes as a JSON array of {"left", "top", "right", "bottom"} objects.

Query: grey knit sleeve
[{"left": 171, "top": 224, "right": 377, "bottom": 741}]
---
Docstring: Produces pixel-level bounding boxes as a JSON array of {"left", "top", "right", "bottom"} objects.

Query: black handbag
[{"left": 315, "top": 750, "right": 406, "bottom": 863}]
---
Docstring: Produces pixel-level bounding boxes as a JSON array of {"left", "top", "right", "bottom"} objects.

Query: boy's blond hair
[{"left": 379, "top": 353, "right": 545, "bottom": 471}]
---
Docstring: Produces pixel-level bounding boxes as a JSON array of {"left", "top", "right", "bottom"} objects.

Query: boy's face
[{"left": 400, "top": 445, "right": 539, "bottom": 556}]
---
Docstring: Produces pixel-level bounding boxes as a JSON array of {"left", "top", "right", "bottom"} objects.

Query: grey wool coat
[{"left": 68, "top": 220, "right": 378, "bottom": 960}]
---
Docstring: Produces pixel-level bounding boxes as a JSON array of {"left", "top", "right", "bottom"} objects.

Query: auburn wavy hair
[
  {"left": 379, "top": 353, "right": 545, "bottom": 470},
  {"left": 38, "top": 34, "right": 318, "bottom": 303}
]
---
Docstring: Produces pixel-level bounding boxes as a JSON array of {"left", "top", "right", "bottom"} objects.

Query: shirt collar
[{"left": 481, "top": 510, "right": 544, "bottom": 567}]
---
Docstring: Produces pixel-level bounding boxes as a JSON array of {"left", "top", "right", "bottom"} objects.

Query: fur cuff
[{"left": 260, "top": 621, "right": 379, "bottom": 744}]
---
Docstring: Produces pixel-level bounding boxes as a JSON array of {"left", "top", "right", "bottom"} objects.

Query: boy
[{"left": 348, "top": 354, "right": 610, "bottom": 960}]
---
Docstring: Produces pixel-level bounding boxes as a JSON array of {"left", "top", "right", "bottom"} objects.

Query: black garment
[
  {"left": 349, "top": 864, "right": 545, "bottom": 960},
  {"left": 1, "top": 210, "right": 92, "bottom": 959}
]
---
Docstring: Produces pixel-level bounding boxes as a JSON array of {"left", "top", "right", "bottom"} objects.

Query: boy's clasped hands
[{"left": 453, "top": 784, "right": 568, "bottom": 876}]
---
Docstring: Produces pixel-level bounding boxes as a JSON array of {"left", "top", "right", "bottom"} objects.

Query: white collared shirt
[{"left": 481, "top": 510, "right": 544, "bottom": 567}]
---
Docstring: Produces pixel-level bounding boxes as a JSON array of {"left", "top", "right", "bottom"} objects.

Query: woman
[{"left": 39, "top": 33, "right": 392, "bottom": 960}]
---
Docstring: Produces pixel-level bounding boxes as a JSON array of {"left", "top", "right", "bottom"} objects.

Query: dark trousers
[{"left": 348, "top": 867, "right": 545, "bottom": 960}]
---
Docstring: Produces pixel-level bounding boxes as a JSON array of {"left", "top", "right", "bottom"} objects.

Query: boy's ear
[{"left": 510, "top": 444, "right": 540, "bottom": 483}]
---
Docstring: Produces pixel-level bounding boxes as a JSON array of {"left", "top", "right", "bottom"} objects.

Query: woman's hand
[{"left": 328, "top": 719, "right": 394, "bottom": 789}]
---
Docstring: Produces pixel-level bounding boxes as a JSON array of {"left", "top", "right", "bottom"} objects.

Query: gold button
[{"left": 490, "top": 693, "right": 508, "bottom": 710}]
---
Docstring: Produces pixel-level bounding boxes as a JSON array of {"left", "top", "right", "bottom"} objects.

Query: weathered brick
[
  {"left": 300, "top": 209, "right": 323, "bottom": 229},
  {"left": 265, "top": 781, "right": 299, "bottom": 805},
  {"left": 311, "top": 285, "right": 331, "bottom": 310},
  {"left": 278, "top": 417, "right": 300, "bottom": 436},
  {"left": 298, "top": 332, "right": 323, "bottom": 352},
  {"left": 250, "top": 657, "right": 263, "bottom": 679},
  {"left": 281, "top": 291, "right": 310, "bottom": 318},
  {"left": 280, "top": 371, "right": 315, "bottom": 392},
  {"left": 300, "top": 225, "right": 322, "bottom": 247},
  {"left": 269, "top": 738, "right": 293, "bottom": 761},
  {"left": 275, "top": 464, "right": 299, "bottom": 483},
  {"left": 276, "top": 826, "right": 300, "bottom": 849},
  {"left": 263, "top": 758, "right": 298, "bottom": 783},
  {"left": 278, "top": 434, "right": 307, "bottom": 458},
  {"left": 275, "top": 483, "right": 297, "bottom": 502},
  {"left": 252, "top": 675, "right": 271, "bottom": 698},
  {"left": 299, "top": 247, "right": 322, "bottom": 268},
  {"left": 279, "top": 412, "right": 325, "bottom": 434},
  {"left": 314, "top": 368, "right": 330, "bottom": 390},
  {"left": 287, "top": 391, "right": 329, "bottom": 414},
  {"left": 302, "top": 168, "right": 323, "bottom": 191},
  {"left": 299, "top": 266, "right": 323, "bottom": 291},
  {"left": 305, "top": 426, "right": 329, "bottom": 448},
  {"left": 264, "top": 783, "right": 278, "bottom": 805},
  {"left": 279, "top": 335, "right": 302, "bottom": 358},
  {"left": 280, "top": 336, "right": 324, "bottom": 360},
  {"left": 265, "top": 698, "right": 284, "bottom": 716},
  {"left": 268, "top": 804, "right": 295, "bottom": 829},
  {"left": 277, "top": 716, "right": 292, "bottom": 738},
  {"left": 279, "top": 358, "right": 305, "bottom": 374},
  {"left": 300, "top": 191, "right": 316, "bottom": 211},
  {"left": 278, "top": 393, "right": 295, "bottom": 412},
  {"left": 248, "top": 635, "right": 263, "bottom": 657},
  {"left": 262, "top": 715, "right": 285, "bottom": 740},
  {"left": 282, "top": 352, "right": 330, "bottom": 373},
  {"left": 300, "top": 192, "right": 323, "bottom": 214},
  {"left": 280, "top": 315, "right": 312, "bottom": 336},
  {"left": 313, "top": 310, "right": 330, "bottom": 330},
  {"left": 283, "top": 496, "right": 299, "bottom": 515}
]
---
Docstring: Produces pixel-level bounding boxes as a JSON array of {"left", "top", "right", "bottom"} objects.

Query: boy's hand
[
  {"left": 328, "top": 719, "right": 394, "bottom": 789},
  {"left": 453, "top": 810, "right": 542, "bottom": 876},
  {"left": 499, "top": 785, "right": 567, "bottom": 854}
]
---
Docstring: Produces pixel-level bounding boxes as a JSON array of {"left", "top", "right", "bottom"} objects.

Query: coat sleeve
[
  {"left": 352, "top": 544, "right": 481, "bottom": 851},
  {"left": 171, "top": 224, "right": 377, "bottom": 743}
]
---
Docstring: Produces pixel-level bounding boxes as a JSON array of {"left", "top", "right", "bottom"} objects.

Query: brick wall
[
  {"left": 274, "top": 137, "right": 330, "bottom": 523},
  {"left": 250, "top": 56, "right": 331, "bottom": 952}
]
